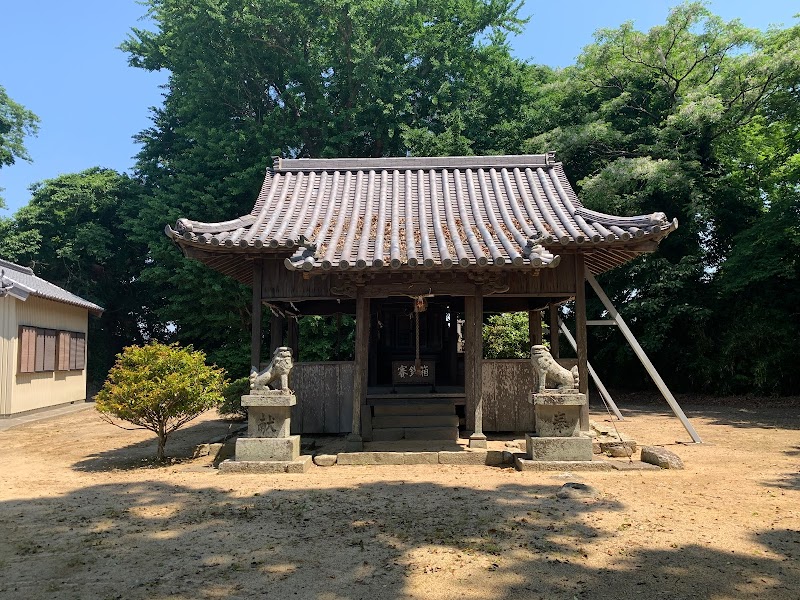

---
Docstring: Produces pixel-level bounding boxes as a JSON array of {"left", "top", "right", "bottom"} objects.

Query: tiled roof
[
  {"left": 166, "top": 154, "right": 677, "bottom": 277},
  {"left": 0, "top": 259, "right": 104, "bottom": 315}
]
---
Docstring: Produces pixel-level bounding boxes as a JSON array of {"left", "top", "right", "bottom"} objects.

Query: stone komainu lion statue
[
  {"left": 531, "top": 345, "right": 579, "bottom": 392},
  {"left": 250, "top": 347, "right": 293, "bottom": 391}
]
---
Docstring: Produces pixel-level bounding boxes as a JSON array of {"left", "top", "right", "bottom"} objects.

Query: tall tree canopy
[
  {"left": 3, "top": 2, "right": 797, "bottom": 395},
  {"left": 0, "top": 85, "right": 39, "bottom": 204},
  {"left": 527, "top": 4, "right": 800, "bottom": 393},
  {"left": 122, "top": 0, "right": 538, "bottom": 377},
  {"left": 0, "top": 168, "right": 155, "bottom": 385}
]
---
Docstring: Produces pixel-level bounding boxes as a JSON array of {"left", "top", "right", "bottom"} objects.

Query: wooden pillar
[
  {"left": 368, "top": 308, "right": 378, "bottom": 387},
  {"left": 270, "top": 314, "right": 285, "bottom": 355},
  {"left": 464, "top": 296, "right": 475, "bottom": 431},
  {"left": 287, "top": 317, "right": 299, "bottom": 360},
  {"left": 548, "top": 304, "right": 560, "bottom": 358},
  {"left": 448, "top": 306, "right": 458, "bottom": 386},
  {"left": 250, "top": 259, "right": 263, "bottom": 373},
  {"left": 469, "top": 286, "right": 486, "bottom": 448},
  {"left": 348, "top": 289, "right": 370, "bottom": 449},
  {"left": 528, "top": 309, "right": 542, "bottom": 347},
  {"left": 574, "top": 253, "right": 589, "bottom": 431}
]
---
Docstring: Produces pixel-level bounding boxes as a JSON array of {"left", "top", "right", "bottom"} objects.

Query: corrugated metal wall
[
  {"left": 8, "top": 296, "right": 88, "bottom": 415},
  {"left": 0, "top": 297, "right": 17, "bottom": 415}
]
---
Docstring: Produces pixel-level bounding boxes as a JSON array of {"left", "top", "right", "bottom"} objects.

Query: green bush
[
  {"left": 219, "top": 376, "right": 250, "bottom": 420},
  {"left": 483, "top": 312, "right": 539, "bottom": 359},
  {"left": 95, "top": 342, "right": 226, "bottom": 461}
]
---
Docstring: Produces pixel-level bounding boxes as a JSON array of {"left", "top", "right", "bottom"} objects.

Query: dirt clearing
[{"left": 0, "top": 402, "right": 797, "bottom": 599}]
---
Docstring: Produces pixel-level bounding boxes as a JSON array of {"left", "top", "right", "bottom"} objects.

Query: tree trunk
[{"left": 157, "top": 425, "right": 167, "bottom": 462}]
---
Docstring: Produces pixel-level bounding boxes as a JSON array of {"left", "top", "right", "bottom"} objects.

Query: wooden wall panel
[
  {"left": 506, "top": 258, "right": 577, "bottom": 295},
  {"left": 261, "top": 259, "right": 331, "bottom": 300},
  {"left": 481, "top": 360, "right": 536, "bottom": 432},
  {"left": 338, "top": 363, "right": 355, "bottom": 433},
  {"left": 289, "top": 362, "right": 354, "bottom": 434},
  {"left": 481, "top": 361, "right": 498, "bottom": 432}
]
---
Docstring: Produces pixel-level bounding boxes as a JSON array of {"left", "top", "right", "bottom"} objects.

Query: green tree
[
  {"left": 0, "top": 168, "right": 157, "bottom": 386},
  {"left": 527, "top": 4, "right": 800, "bottom": 393},
  {"left": 122, "top": 0, "right": 534, "bottom": 376},
  {"left": 96, "top": 342, "right": 226, "bottom": 461},
  {"left": 483, "top": 312, "right": 532, "bottom": 359},
  {"left": 0, "top": 85, "right": 39, "bottom": 204}
]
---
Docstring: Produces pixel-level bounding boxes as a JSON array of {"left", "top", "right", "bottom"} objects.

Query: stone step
[
  {"left": 371, "top": 426, "right": 459, "bottom": 442},
  {"left": 405, "top": 426, "right": 459, "bottom": 441},
  {"left": 372, "top": 414, "right": 459, "bottom": 429},
  {"left": 373, "top": 403, "right": 455, "bottom": 417}
]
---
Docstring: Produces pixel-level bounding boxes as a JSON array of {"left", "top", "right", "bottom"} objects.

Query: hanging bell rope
[{"left": 412, "top": 295, "right": 428, "bottom": 370}]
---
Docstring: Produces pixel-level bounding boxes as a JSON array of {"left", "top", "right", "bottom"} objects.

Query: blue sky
[{"left": 1, "top": 1, "right": 797, "bottom": 216}]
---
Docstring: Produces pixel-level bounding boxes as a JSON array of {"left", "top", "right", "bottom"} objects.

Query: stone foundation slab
[
  {"left": 514, "top": 457, "right": 613, "bottom": 472},
  {"left": 235, "top": 436, "right": 300, "bottom": 462},
  {"left": 526, "top": 435, "right": 593, "bottom": 461},
  {"left": 218, "top": 455, "right": 311, "bottom": 474}
]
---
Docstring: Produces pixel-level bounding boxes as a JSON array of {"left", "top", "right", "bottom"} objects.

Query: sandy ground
[{"left": 0, "top": 401, "right": 797, "bottom": 600}]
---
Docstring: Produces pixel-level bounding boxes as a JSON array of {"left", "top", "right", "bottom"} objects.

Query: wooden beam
[
  {"left": 558, "top": 318, "right": 624, "bottom": 421},
  {"left": 250, "top": 259, "right": 263, "bottom": 372},
  {"left": 548, "top": 304, "right": 560, "bottom": 358},
  {"left": 585, "top": 269, "right": 703, "bottom": 443},
  {"left": 574, "top": 253, "right": 589, "bottom": 431}
]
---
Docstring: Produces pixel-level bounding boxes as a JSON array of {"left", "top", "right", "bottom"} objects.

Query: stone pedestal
[
  {"left": 520, "top": 391, "right": 594, "bottom": 464},
  {"left": 533, "top": 391, "right": 584, "bottom": 437},
  {"left": 219, "top": 391, "right": 310, "bottom": 474}
]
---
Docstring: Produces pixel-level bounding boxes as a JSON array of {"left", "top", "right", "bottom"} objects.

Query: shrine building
[{"left": 166, "top": 154, "right": 677, "bottom": 448}]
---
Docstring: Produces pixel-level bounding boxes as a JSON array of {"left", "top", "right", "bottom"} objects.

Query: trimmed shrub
[
  {"left": 219, "top": 376, "right": 250, "bottom": 420},
  {"left": 95, "top": 342, "right": 226, "bottom": 461}
]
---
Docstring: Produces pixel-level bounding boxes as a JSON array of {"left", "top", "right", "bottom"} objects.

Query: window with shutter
[
  {"left": 18, "top": 326, "right": 37, "bottom": 373},
  {"left": 75, "top": 333, "right": 86, "bottom": 370},
  {"left": 69, "top": 333, "right": 78, "bottom": 370},
  {"left": 34, "top": 329, "right": 46, "bottom": 372},
  {"left": 43, "top": 329, "right": 57, "bottom": 371},
  {"left": 57, "top": 331, "right": 71, "bottom": 370}
]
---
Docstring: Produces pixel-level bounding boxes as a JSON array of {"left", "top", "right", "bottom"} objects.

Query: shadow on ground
[
  {"left": 72, "top": 418, "right": 244, "bottom": 472},
  {"left": 617, "top": 403, "right": 800, "bottom": 431},
  {"left": 0, "top": 479, "right": 796, "bottom": 599}
]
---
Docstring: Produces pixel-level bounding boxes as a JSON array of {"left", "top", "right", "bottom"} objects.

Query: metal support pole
[
  {"left": 558, "top": 319, "right": 624, "bottom": 421},
  {"left": 585, "top": 269, "right": 703, "bottom": 443}
]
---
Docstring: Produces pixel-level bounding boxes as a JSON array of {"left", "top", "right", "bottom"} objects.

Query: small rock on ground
[
  {"left": 640, "top": 446, "right": 684, "bottom": 469},
  {"left": 556, "top": 482, "right": 598, "bottom": 499},
  {"left": 313, "top": 454, "right": 337, "bottom": 467},
  {"left": 601, "top": 442, "right": 635, "bottom": 457}
]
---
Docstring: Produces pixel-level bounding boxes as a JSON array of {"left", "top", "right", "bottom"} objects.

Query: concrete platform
[
  {"left": 514, "top": 457, "right": 614, "bottom": 471},
  {"left": 607, "top": 460, "right": 661, "bottom": 471},
  {"left": 337, "top": 449, "right": 509, "bottom": 466},
  {"left": 218, "top": 455, "right": 312, "bottom": 474}
]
